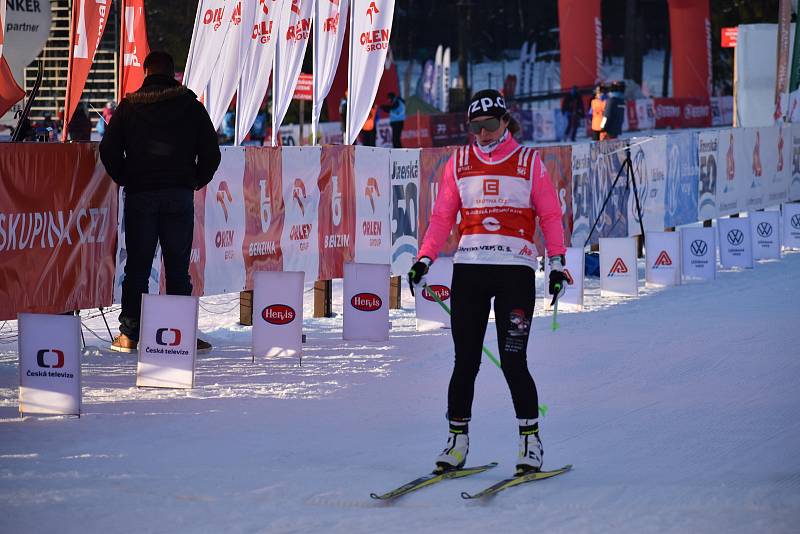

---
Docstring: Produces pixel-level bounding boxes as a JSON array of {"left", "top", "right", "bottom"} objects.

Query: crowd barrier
[{"left": 1, "top": 121, "right": 798, "bottom": 321}]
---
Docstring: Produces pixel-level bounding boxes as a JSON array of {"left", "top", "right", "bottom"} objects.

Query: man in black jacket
[{"left": 100, "top": 51, "right": 221, "bottom": 353}]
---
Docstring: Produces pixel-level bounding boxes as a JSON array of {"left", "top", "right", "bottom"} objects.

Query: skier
[{"left": 407, "top": 89, "right": 568, "bottom": 476}]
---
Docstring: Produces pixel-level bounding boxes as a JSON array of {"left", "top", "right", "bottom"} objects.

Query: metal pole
[
  {"left": 271, "top": 35, "right": 278, "bottom": 146},
  {"left": 345, "top": 0, "right": 354, "bottom": 145},
  {"left": 312, "top": 0, "right": 318, "bottom": 145}
]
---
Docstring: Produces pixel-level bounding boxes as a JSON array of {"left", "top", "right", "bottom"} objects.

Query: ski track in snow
[{"left": 0, "top": 252, "right": 798, "bottom": 533}]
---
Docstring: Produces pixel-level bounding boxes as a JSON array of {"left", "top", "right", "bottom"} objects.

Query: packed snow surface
[{"left": 1, "top": 252, "right": 799, "bottom": 533}]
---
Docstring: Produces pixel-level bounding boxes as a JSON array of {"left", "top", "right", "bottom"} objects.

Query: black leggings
[{"left": 447, "top": 263, "right": 539, "bottom": 421}]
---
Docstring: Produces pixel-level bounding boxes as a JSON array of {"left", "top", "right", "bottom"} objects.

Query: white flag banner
[
  {"left": 343, "top": 262, "right": 390, "bottom": 341},
  {"left": 184, "top": 0, "right": 234, "bottom": 97},
  {"left": 442, "top": 46, "right": 450, "bottom": 112},
  {"left": 354, "top": 146, "right": 391, "bottom": 263},
  {"left": 544, "top": 247, "right": 585, "bottom": 310},
  {"left": 718, "top": 217, "right": 754, "bottom": 269},
  {"left": 768, "top": 125, "right": 791, "bottom": 206},
  {"left": 279, "top": 146, "right": 321, "bottom": 283},
  {"left": 235, "top": 0, "right": 288, "bottom": 145},
  {"left": 750, "top": 210, "right": 781, "bottom": 260},
  {"left": 627, "top": 135, "right": 667, "bottom": 236},
  {"left": 433, "top": 44, "right": 442, "bottom": 111},
  {"left": 783, "top": 203, "right": 800, "bottom": 249},
  {"left": 645, "top": 231, "right": 681, "bottom": 287},
  {"left": 205, "top": 0, "right": 258, "bottom": 130},
  {"left": 681, "top": 226, "right": 716, "bottom": 282},
  {"left": 600, "top": 237, "right": 638, "bottom": 297},
  {"left": 272, "top": 0, "right": 314, "bottom": 145},
  {"left": 346, "top": 0, "right": 395, "bottom": 144},
  {"left": 313, "top": 0, "right": 349, "bottom": 140},
  {"left": 414, "top": 257, "right": 452, "bottom": 330}
]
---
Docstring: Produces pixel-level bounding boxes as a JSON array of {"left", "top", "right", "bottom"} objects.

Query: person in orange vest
[
  {"left": 361, "top": 105, "right": 378, "bottom": 146},
  {"left": 590, "top": 84, "right": 606, "bottom": 141}
]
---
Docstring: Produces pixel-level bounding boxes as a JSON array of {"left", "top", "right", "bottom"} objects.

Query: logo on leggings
[{"left": 508, "top": 309, "right": 530, "bottom": 337}]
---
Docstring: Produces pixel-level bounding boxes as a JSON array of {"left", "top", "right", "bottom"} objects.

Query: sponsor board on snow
[
  {"left": 782, "top": 203, "right": 800, "bottom": 249},
  {"left": 645, "top": 231, "right": 681, "bottom": 287},
  {"left": 343, "top": 262, "right": 390, "bottom": 341},
  {"left": 415, "top": 257, "right": 454, "bottom": 330},
  {"left": 253, "top": 271, "right": 304, "bottom": 358},
  {"left": 750, "top": 210, "right": 781, "bottom": 260},
  {"left": 545, "top": 247, "right": 585, "bottom": 310},
  {"left": 718, "top": 217, "right": 754, "bottom": 269},
  {"left": 600, "top": 237, "right": 638, "bottom": 297},
  {"left": 681, "top": 227, "right": 716, "bottom": 282}
]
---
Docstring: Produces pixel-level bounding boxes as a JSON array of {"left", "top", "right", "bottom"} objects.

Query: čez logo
[
  {"left": 727, "top": 229, "right": 744, "bottom": 246},
  {"left": 756, "top": 222, "right": 773, "bottom": 238},
  {"left": 690, "top": 240, "right": 708, "bottom": 257},
  {"left": 156, "top": 328, "right": 182, "bottom": 346},
  {"left": 37, "top": 349, "right": 65, "bottom": 369}
]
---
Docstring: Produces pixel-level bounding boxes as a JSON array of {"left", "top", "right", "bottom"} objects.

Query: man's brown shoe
[{"left": 110, "top": 334, "right": 137, "bottom": 353}]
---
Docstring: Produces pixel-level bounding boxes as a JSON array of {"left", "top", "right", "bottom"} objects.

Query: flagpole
[
  {"left": 62, "top": 1, "right": 78, "bottom": 142},
  {"left": 345, "top": 0, "right": 354, "bottom": 145},
  {"left": 271, "top": 33, "right": 278, "bottom": 147},
  {"left": 234, "top": 77, "right": 240, "bottom": 146},
  {"left": 311, "top": 0, "right": 318, "bottom": 146},
  {"left": 117, "top": 0, "right": 126, "bottom": 104}
]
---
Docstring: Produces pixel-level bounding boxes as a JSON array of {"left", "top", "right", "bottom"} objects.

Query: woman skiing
[{"left": 407, "top": 89, "right": 567, "bottom": 475}]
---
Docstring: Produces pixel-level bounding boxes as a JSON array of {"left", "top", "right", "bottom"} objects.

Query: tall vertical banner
[
  {"left": 771, "top": 125, "right": 791, "bottom": 206},
  {"left": 697, "top": 130, "right": 719, "bottom": 221},
  {"left": 433, "top": 45, "right": 443, "bottom": 111},
  {"left": 414, "top": 257, "right": 452, "bottom": 330},
  {"left": 272, "top": 0, "right": 313, "bottom": 145},
  {"left": 243, "top": 146, "right": 284, "bottom": 288},
  {"left": 235, "top": 0, "right": 287, "bottom": 145},
  {"left": 716, "top": 128, "right": 740, "bottom": 216},
  {"left": 18, "top": 313, "right": 81, "bottom": 416},
  {"left": 536, "top": 146, "right": 573, "bottom": 253},
  {"left": 774, "top": 0, "right": 792, "bottom": 122},
  {"left": 750, "top": 210, "right": 781, "bottom": 260},
  {"left": 783, "top": 203, "right": 800, "bottom": 249},
  {"left": 62, "top": 0, "right": 114, "bottom": 140},
  {"left": 627, "top": 136, "right": 667, "bottom": 237},
  {"left": 118, "top": 0, "right": 150, "bottom": 100},
  {"left": 204, "top": 147, "right": 247, "bottom": 294},
  {"left": 600, "top": 237, "right": 638, "bottom": 297},
  {"left": 557, "top": 0, "right": 601, "bottom": 91},
  {"left": 544, "top": 247, "right": 585, "bottom": 310},
  {"left": 681, "top": 226, "right": 716, "bottom": 281},
  {"left": 318, "top": 145, "right": 356, "bottom": 279},
  {"left": 189, "top": 189, "right": 207, "bottom": 296},
  {"left": 442, "top": 47, "right": 451, "bottom": 112},
  {"left": 664, "top": 131, "right": 699, "bottom": 228},
  {"left": 346, "top": 0, "right": 395, "bottom": 144},
  {"left": 645, "top": 231, "right": 681, "bottom": 287},
  {"left": 718, "top": 217, "right": 754, "bottom": 269},
  {"left": 183, "top": 0, "right": 233, "bottom": 97},
  {"left": 205, "top": 0, "right": 258, "bottom": 130},
  {"left": 343, "top": 262, "right": 390, "bottom": 341},
  {"left": 390, "top": 149, "right": 420, "bottom": 276},
  {"left": 743, "top": 128, "right": 768, "bottom": 211},
  {"left": 354, "top": 146, "right": 391, "bottom": 263},
  {"left": 668, "top": 0, "right": 711, "bottom": 100},
  {"left": 252, "top": 271, "right": 303, "bottom": 358},
  {"left": 313, "top": 0, "right": 349, "bottom": 142},
  {"left": 585, "top": 140, "right": 629, "bottom": 245},
  {"left": 418, "top": 147, "right": 459, "bottom": 256},
  {"left": 570, "top": 142, "right": 592, "bottom": 247},
  {"left": 280, "top": 146, "right": 321, "bottom": 282}
]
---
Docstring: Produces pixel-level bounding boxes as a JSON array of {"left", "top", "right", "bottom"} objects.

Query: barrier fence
[{"left": 1, "top": 122, "right": 799, "bottom": 321}]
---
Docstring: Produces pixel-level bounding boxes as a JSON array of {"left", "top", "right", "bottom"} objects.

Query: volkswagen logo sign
[
  {"left": 690, "top": 239, "right": 708, "bottom": 257},
  {"left": 756, "top": 222, "right": 773, "bottom": 238},
  {"left": 727, "top": 229, "right": 744, "bottom": 246},
  {"left": 792, "top": 213, "right": 800, "bottom": 230}
]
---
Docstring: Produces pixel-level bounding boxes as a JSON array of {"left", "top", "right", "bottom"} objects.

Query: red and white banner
[
  {"left": 272, "top": 0, "right": 314, "bottom": 145},
  {"left": 346, "top": 0, "right": 395, "bottom": 144},
  {"left": 205, "top": 0, "right": 258, "bottom": 130},
  {"left": 313, "top": 0, "right": 349, "bottom": 137},
  {"left": 236, "top": 0, "right": 288, "bottom": 145},
  {"left": 243, "top": 146, "right": 284, "bottom": 287},
  {"left": 354, "top": 146, "right": 391, "bottom": 263},
  {"left": 118, "top": 0, "right": 150, "bottom": 100},
  {"left": 294, "top": 72, "right": 313, "bottom": 100},
  {"left": 183, "top": 0, "right": 233, "bottom": 97},
  {"left": 653, "top": 98, "right": 711, "bottom": 129},
  {"left": 62, "top": 0, "right": 114, "bottom": 140},
  {"left": 721, "top": 27, "right": 738, "bottom": 48},
  {"left": 280, "top": 146, "right": 321, "bottom": 282},
  {"left": 318, "top": 145, "right": 356, "bottom": 279},
  {"left": 558, "top": 0, "right": 601, "bottom": 90},
  {"left": 0, "top": 54, "right": 24, "bottom": 118}
]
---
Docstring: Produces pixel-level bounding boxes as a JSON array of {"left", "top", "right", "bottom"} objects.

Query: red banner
[
  {"left": 0, "top": 144, "right": 118, "bottom": 320},
  {"left": 653, "top": 98, "right": 711, "bottom": 129},
  {"left": 0, "top": 56, "right": 24, "bottom": 117},
  {"left": 558, "top": 0, "right": 601, "bottom": 90},
  {"left": 294, "top": 73, "right": 313, "bottom": 101},
  {"left": 721, "top": 27, "right": 738, "bottom": 48},
  {"left": 418, "top": 146, "right": 459, "bottom": 257},
  {"left": 400, "top": 113, "right": 432, "bottom": 148},
  {"left": 118, "top": 0, "right": 150, "bottom": 100},
  {"left": 668, "top": 0, "right": 711, "bottom": 99},
  {"left": 318, "top": 145, "right": 356, "bottom": 279},
  {"left": 243, "top": 146, "right": 284, "bottom": 289},
  {"left": 63, "top": 0, "right": 114, "bottom": 140}
]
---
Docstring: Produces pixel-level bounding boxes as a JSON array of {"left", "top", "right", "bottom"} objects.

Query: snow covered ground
[{"left": 1, "top": 251, "right": 799, "bottom": 533}]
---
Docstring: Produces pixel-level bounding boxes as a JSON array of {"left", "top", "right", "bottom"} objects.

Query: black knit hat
[{"left": 468, "top": 89, "right": 508, "bottom": 121}]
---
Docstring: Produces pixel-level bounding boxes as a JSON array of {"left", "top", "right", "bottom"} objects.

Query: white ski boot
[
  {"left": 435, "top": 423, "right": 469, "bottom": 471},
  {"left": 515, "top": 419, "right": 543, "bottom": 475}
]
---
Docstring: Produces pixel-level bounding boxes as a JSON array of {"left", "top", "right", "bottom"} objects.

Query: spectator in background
[
  {"left": 601, "top": 81, "right": 625, "bottom": 140},
  {"left": 99, "top": 51, "right": 221, "bottom": 354},
  {"left": 361, "top": 104, "right": 378, "bottom": 146},
  {"left": 102, "top": 101, "right": 116, "bottom": 124},
  {"left": 381, "top": 91, "right": 405, "bottom": 148},
  {"left": 339, "top": 90, "right": 348, "bottom": 140},
  {"left": 561, "top": 86, "right": 584, "bottom": 142},
  {"left": 68, "top": 103, "right": 92, "bottom": 141},
  {"left": 590, "top": 85, "right": 606, "bottom": 141}
]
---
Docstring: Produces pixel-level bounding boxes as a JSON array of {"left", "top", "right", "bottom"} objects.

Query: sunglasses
[{"left": 468, "top": 115, "right": 507, "bottom": 134}]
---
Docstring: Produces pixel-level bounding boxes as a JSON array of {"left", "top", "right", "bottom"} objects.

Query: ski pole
[
  {"left": 421, "top": 283, "right": 549, "bottom": 417},
  {"left": 550, "top": 283, "right": 562, "bottom": 332}
]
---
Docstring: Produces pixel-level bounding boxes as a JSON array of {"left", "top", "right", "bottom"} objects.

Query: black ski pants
[
  {"left": 447, "top": 263, "right": 539, "bottom": 421},
  {"left": 119, "top": 188, "right": 194, "bottom": 340}
]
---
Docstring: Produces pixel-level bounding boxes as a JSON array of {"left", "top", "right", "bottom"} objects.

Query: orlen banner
[
  {"left": 204, "top": 147, "right": 247, "bottom": 294},
  {"left": 118, "top": 0, "right": 150, "bottom": 99},
  {"left": 418, "top": 147, "right": 459, "bottom": 256},
  {"left": 243, "top": 146, "right": 284, "bottom": 289},
  {"left": 557, "top": 0, "right": 601, "bottom": 91},
  {"left": 354, "top": 146, "right": 391, "bottom": 263},
  {"left": 346, "top": 0, "right": 396, "bottom": 143},
  {"left": 183, "top": 0, "right": 233, "bottom": 97},
  {"left": 668, "top": 0, "right": 711, "bottom": 100},
  {"left": 0, "top": 144, "right": 117, "bottom": 320},
  {"left": 280, "top": 146, "right": 321, "bottom": 282},
  {"left": 318, "top": 145, "right": 356, "bottom": 279},
  {"left": 313, "top": 0, "right": 349, "bottom": 137},
  {"left": 389, "top": 148, "right": 420, "bottom": 276}
]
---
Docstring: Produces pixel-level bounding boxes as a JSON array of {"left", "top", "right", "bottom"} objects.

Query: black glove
[
  {"left": 548, "top": 255, "right": 568, "bottom": 302},
  {"left": 407, "top": 257, "right": 432, "bottom": 297}
]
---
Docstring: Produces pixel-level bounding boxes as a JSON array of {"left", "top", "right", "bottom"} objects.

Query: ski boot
[
  {"left": 515, "top": 419, "right": 543, "bottom": 476},
  {"left": 435, "top": 422, "right": 469, "bottom": 472}
]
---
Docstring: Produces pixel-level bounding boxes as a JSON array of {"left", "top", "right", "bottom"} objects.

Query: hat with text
[{"left": 467, "top": 89, "right": 508, "bottom": 121}]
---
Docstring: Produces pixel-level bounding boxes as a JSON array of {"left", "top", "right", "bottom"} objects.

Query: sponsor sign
[
  {"left": 697, "top": 130, "right": 719, "bottom": 221},
  {"left": 136, "top": 294, "right": 199, "bottom": 389},
  {"left": 183, "top": 0, "right": 233, "bottom": 96},
  {"left": 252, "top": 270, "right": 303, "bottom": 358},
  {"left": 280, "top": 146, "right": 321, "bottom": 283},
  {"left": 718, "top": 217, "right": 754, "bottom": 269},
  {"left": 414, "top": 257, "right": 452, "bottom": 329},
  {"left": 599, "top": 237, "right": 638, "bottom": 297},
  {"left": 782, "top": 203, "right": 800, "bottom": 249},
  {"left": 293, "top": 72, "right": 313, "bottom": 101},
  {"left": 664, "top": 131, "right": 699, "bottom": 228},
  {"left": 343, "top": 262, "right": 390, "bottom": 341},
  {"left": 570, "top": 142, "right": 592, "bottom": 247},
  {"left": 389, "top": 149, "right": 421, "bottom": 276},
  {"left": 645, "top": 231, "right": 681, "bottom": 287},
  {"left": 18, "top": 313, "right": 81, "bottom": 416},
  {"left": 354, "top": 146, "right": 391, "bottom": 264},
  {"left": 544, "top": 247, "right": 585, "bottom": 310},
  {"left": 681, "top": 226, "right": 716, "bottom": 282},
  {"left": 721, "top": 27, "right": 737, "bottom": 48},
  {"left": 750, "top": 210, "right": 781, "bottom": 260},
  {"left": 318, "top": 145, "right": 356, "bottom": 279},
  {"left": 627, "top": 135, "right": 667, "bottom": 237}
]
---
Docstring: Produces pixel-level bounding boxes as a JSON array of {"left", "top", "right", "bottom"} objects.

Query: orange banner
[
  {"left": 243, "top": 146, "right": 284, "bottom": 289},
  {"left": 558, "top": 0, "right": 601, "bottom": 90},
  {"left": 317, "top": 145, "right": 355, "bottom": 280},
  {"left": 0, "top": 144, "right": 118, "bottom": 320},
  {"left": 418, "top": 146, "right": 459, "bottom": 257},
  {"left": 119, "top": 0, "right": 150, "bottom": 100},
  {"left": 668, "top": 0, "right": 711, "bottom": 99}
]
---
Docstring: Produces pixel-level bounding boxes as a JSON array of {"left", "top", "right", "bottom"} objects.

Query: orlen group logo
[
  {"left": 361, "top": 1, "right": 389, "bottom": 52},
  {"left": 422, "top": 285, "right": 451, "bottom": 302},
  {"left": 608, "top": 257, "right": 628, "bottom": 276},
  {"left": 203, "top": 6, "right": 225, "bottom": 31},
  {"left": 351, "top": 292, "right": 382, "bottom": 311},
  {"left": 293, "top": 178, "right": 307, "bottom": 216},
  {"left": 216, "top": 181, "right": 233, "bottom": 222},
  {"left": 37, "top": 349, "right": 65, "bottom": 369},
  {"left": 262, "top": 304, "right": 296, "bottom": 325},
  {"left": 156, "top": 328, "right": 182, "bottom": 346},
  {"left": 365, "top": 177, "right": 381, "bottom": 212}
]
